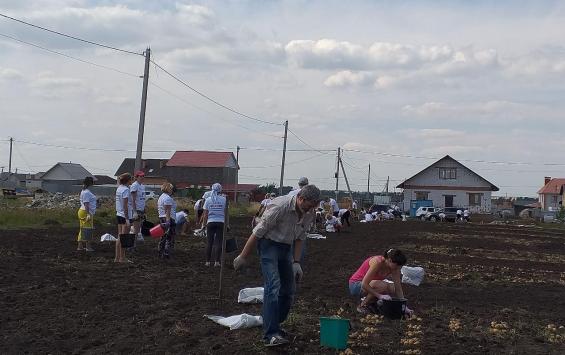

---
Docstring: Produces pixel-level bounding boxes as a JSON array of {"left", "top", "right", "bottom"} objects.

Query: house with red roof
[
  {"left": 115, "top": 151, "right": 258, "bottom": 200},
  {"left": 538, "top": 176, "right": 565, "bottom": 211}
]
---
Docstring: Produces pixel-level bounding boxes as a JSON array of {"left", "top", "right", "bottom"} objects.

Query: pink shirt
[{"left": 349, "top": 256, "right": 388, "bottom": 283}]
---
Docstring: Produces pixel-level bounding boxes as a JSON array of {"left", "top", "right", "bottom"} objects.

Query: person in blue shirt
[{"left": 202, "top": 183, "right": 229, "bottom": 267}]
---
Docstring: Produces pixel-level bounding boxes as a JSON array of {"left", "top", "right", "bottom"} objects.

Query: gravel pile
[{"left": 26, "top": 193, "right": 114, "bottom": 209}]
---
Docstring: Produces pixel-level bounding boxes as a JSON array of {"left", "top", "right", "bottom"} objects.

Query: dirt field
[{"left": 1, "top": 218, "right": 564, "bottom": 354}]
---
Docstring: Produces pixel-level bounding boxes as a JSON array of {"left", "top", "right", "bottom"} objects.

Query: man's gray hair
[{"left": 297, "top": 184, "right": 321, "bottom": 202}]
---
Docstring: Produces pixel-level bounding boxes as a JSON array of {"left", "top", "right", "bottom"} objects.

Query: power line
[
  {"left": 287, "top": 128, "right": 331, "bottom": 155},
  {"left": 0, "top": 32, "right": 140, "bottom": 78},
  {"left": 149, "top": 80, "right": 283, "bottom": 139},
  {"left": 150, "top": 59, "right": 282, "bottom": 126},
  {"left": 0, "top": 12, "right": 143, "bottom": 56}
]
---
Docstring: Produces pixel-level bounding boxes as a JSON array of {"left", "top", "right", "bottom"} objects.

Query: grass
[{"left": 0, "top": 197, "right": 258, "bottom": 229}]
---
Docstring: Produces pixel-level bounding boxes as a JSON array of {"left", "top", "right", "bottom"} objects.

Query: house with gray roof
[{"left": 40, "top": 163, "right": 95, "bottom": 193}]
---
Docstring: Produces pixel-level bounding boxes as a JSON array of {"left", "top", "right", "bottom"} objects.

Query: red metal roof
[
  {"left": 537, "top": 178, "right": 565, "bottom": 194},
  {"left": 166, "top": 151, "right": 235, "bottom": 168}
]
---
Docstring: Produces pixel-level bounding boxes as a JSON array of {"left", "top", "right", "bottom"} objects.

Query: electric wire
[
  {"left": 0, "top": 32, "right": 140, "bottom": 78},
  {"left": 0, "top": 12, "right": 143, "bottom": 56},
  {"left": 287, "top": 128, "right": 331, "bottom": 155},
  {"left": 150, "top": 59, "right": 282, "bottom": 126}
]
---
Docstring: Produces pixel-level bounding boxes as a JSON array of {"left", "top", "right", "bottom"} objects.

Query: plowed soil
[{"left": 1, "top": 218, "right": 564, "bottom": 354}]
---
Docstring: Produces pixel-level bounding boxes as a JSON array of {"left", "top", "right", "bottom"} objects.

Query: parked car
[
  {"left": 426, "top": 207, "right": 462, "bottom": 222},
  {"left": 415, "top": 206, "right": 441, "bottom": 219},
  {"left": 145, "top": 191, "right": 159, "bottom": 200}
]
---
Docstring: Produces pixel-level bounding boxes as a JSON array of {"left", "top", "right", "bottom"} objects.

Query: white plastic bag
[
  {"left": 307, "top": 233, "right": 326, "bottom": 239},
  {"left": 205, "top": 314, "right": 263, "bottom": 330},
  {"left": 100, "top": 233, "right": 117, "bottom": 242},
  {"left": 401, "top": 266, "right": 425, "bottom": 286},
  {"left": 238, "top": 287, "right": 264, "bottom": 304}
]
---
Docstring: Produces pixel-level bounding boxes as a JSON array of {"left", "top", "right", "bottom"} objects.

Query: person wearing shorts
[
  {"left": 77, "top": 176, "right": 96, "bottom": 252},
  {"left": 130, "top": 170, "right": 146, "bottom": 242},
  {"left": 115, "top": 173, "right": 133, "bottom": 263}
]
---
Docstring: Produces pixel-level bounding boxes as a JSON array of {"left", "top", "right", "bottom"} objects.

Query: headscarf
[{"left": 210, "top": 183, "right": 222, "bottom": 203}]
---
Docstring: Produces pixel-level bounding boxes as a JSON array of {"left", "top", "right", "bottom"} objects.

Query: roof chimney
[{"left": 545, "top": 176, "right": 551, "bottom": 185}]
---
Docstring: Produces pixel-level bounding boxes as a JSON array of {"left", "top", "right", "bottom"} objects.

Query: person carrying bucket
[
  {"left": 157, "top": 182, "right": 177, "bottom": 259},
  {"left": 202, "top": 183, "right": 228, "bottom": 267},
  {"left": 348, "top": 249, "right": 411, "bottom": 315},
  {"left": 233, "top": 185, "right": 320, "bottom": 347},
  {"left": 77, "top": 176, "right": 96, "bottom": 252}
]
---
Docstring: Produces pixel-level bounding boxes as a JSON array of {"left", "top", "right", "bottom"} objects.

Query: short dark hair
[
  {"left": 118, "top": 173, "right": 131, "bottom": 185},
  {"left": 182, "top": 209, "right": 189, "bottom": 214},
  {"left": 83, "top": 176, "right": 94, "bottom": 189},
  {"left": 384, "top": 248, "right": 407, "bottom": 266},
  {"left": 298, "top": 184, "right": 321, "bottom": 202}
]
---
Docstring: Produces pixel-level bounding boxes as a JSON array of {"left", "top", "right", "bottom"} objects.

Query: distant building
[
  {"left": 538, "top": 176, "right": 565, "bottom": 211},
  {"left": 396, "top": 155, "right": 499, "bottom": 213},
  {"left": 40, "top": 163, "right": 95, "bottom": 193},
  {"left": 115, "top": 150, "right": 239, "bottom": 191}
]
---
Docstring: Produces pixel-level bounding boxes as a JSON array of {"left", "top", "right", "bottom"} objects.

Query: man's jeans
[{"left": 258, "top": 238, "right": 295, "bottom": 339}]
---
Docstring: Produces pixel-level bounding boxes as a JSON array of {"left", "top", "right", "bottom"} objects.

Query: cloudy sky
[{"left": 1, "top": 0, "right": 565, "bottom": 196}]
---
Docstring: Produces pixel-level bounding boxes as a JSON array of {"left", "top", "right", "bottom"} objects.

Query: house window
[
  {"left": 439, "top": 168, "right": 457, "bottom": 179},
  {"left": 415, "top": 191, "right": 429, "bottom": 200},
  {"left": 469, "top": 193, "right": 482, "bottom": 206},
  {"left": 552, "top": 195, "right": 558, "bottom": 203}
]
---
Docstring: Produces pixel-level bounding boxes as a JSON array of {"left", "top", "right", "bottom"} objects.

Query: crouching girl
[{"left": 348, "top": 249, "right": 407, "bottom": 314}]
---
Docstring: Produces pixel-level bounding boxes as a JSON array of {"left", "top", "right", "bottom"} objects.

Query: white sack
[
  {"left": 205, "top": 314, "right": 263, "bottom": 330},
  {"left": 100, "top": 233, "right": 117, "bottom": 242},
  {"left": 238, "top": 287, "right": 264, "bottom": 304},
  {"left": 307, "top": 233, "right": 326, "bottom": 239},
  {"left": 401, "top": 266, "right": 425, "bottom": 286}
]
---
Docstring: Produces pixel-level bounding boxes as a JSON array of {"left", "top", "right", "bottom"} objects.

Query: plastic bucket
[
  {"left": 119, "top": 233, "right": 136, "bottom": 248},
  {"left": 381, "top": 298, "right": 407, "bottom": 319},
  {"left": 320, "top": 317, "right": 350, "bottom": 350},
  {"left": 141, "top": 220, "right": 155, "bottom": 237},
  {"left": 149, "top": 225, "right": 165, "bottom": 239}
]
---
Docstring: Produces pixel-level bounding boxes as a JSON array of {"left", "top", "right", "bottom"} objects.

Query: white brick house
[{"left": 396, "top": 155, "right": 499, "bottom": 213}]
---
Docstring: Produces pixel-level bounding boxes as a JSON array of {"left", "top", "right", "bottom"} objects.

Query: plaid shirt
[{"left": 253, "top": 194, "right": 315, "bottom": 245}]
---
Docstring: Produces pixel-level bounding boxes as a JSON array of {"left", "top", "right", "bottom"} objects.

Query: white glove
[
  {"left": 85, "top": 214, "right": 92, "bottom": 222},
  {"left": 233, "top": 255, "right": 247, "bottom": 270},
  {"left": 378, "top": 294, "right": 392, "bottom": 301},
  {"left": 132, "top": 212, "right": 138, "bottom": 220},
  {"left": 293, "top": 262, "right": 303, "bottom": 282}
]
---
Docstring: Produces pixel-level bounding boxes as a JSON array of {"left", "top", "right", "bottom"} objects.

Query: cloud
[
  {"left": 30, "top": 71, "right": 87, "bottom": 99},
  {"left": 94, "top": 95, "right": 132, "bottom": 104},
  {"left": 324, "top": 70, "right": 374, "bottom": 87},
  {"left": 0, "top": 67, "right": 24, "bottom": 80}
]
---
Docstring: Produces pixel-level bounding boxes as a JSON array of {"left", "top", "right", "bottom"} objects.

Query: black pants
[
  {"left": 158, "top": 218, "right": 176, "bottom": 258},
  {"left": 206, "top": 222, "right": 224, "bottom": 262},
  {"left": 340, "top": 210, "right": 351, "bottom": 226}
]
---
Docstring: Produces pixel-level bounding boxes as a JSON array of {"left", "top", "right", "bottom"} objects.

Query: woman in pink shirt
[{"left": 349, "top": 249, "right": 407, "bottom": 313}]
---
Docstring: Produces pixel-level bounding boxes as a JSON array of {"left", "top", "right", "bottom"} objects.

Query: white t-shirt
[
  {"left": 365, "top": 213, "right": 374, "bottom": 221},
  {"left": 204, "top": 195, "right": 227, "bottom": 223},
  {"left": 260, "top": 198, "right": 272, "bottom": 207},
  {"left": 194, "top": 199, "right": 204, "bottom": 211},
  {"left": 80, "top": 189, "right": 97, "bottom": 215},
  {"left": 115, "top": 185, "right": 133, "bottom": 218},
  {"left": 287, "top": 188, "right": 301, "bottom": 197},
  {"left": 456, "top": 209, "right": 463, "bottom": 215},
  {"left": 202, "top": 190, "right": 212, "bottom": 199},
  {"left": 319, "top": 201, "right": 326, "bottom": 209},
  {"left": 463, "top": 210, "right": 470, "bottom": 216},
  {"left": 130, "top": 181, "right": 146, "bottom": 211},
  {"left": 176, "top": 211, "right": 188, "bottom": 223},
  {"left": 329, "top": 198, "right": 339, "bottom": 212},
  {"left": 158, "top": 193, "right": 177, "bottom": 220},
  {"left": 338, "top": 208, "right": 349, "bottom": 217},
  {"left": 352, "top": 201, "right": 358, "bottom": 209}
]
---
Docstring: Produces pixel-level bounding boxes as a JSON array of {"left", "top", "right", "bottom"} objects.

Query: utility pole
[
  {"left": 385, "top": 176, "right": 389, "bottom": 193},
  {"left": 367, "top": 163, "right": 370, "bottom": 193},
  {"left": 8, "top": 137, "right": 13, "bottom": 173},
  {"left": 339, "top": 157, "right": 354, "bottom": 205},
  {"left": 334, "top": 147, "right": 340, "bottom": 200},
  {"left": 278, "top": 120, "right": 288, "bottom": 196},
  {"left": 234, "top": 145, "right": 240, "bottom": 204},
  {"left": 134, "top": 47, "right": 151, "bottom": 173}
]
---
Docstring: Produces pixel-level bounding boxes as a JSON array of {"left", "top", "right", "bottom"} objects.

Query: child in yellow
[{"left": 77, "top": 177, "right": 96, "bottom": 252}]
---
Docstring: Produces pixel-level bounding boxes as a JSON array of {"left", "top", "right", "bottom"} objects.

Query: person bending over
[
  {"left": 325, "top": 213, "right": 342, "bottom": 232},
  {"left": 349, "top": 249, "right": 407, "bottom": 314}
]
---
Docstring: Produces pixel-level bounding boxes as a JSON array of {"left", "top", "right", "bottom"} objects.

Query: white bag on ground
[
  {"left": 401, "top": 266, "right": 425, "bottom": 286},
  {"left": 205, "top": 314, "right": 263, "bottom": 330},
  {"left": 100, "top": 233, "right": 117, "bottom": 242},
  {"left": 238, "top": 287, "right": 264, "bottom": 304},
  {"left": 307, "top": 233, "right": 326, "bottom": 239}
]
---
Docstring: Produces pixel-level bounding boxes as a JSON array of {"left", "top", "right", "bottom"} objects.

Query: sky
[{"left": 1, "top": 0, "right": 565, "bottom": 197}]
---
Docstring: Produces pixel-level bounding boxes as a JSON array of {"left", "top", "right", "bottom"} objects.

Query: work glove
[
  {"left": 233, "top": 255, "right": 247, "bottom": 270},
  {"left": 378, "top": 294, "right": 392, "bottom": 301},
  {"left": 132, "top": 212, "right": 138, "bottom": 220},
  {"left": 293, "top": 262, "right": 303, "bottom": 282},
  {"left": 85, "top": 214, "right": 92, "bottom": 222}
]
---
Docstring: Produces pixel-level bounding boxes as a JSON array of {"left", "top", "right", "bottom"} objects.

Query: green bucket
[{"left": 320, "top": 317, "right": 350, "bottom": 350}]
